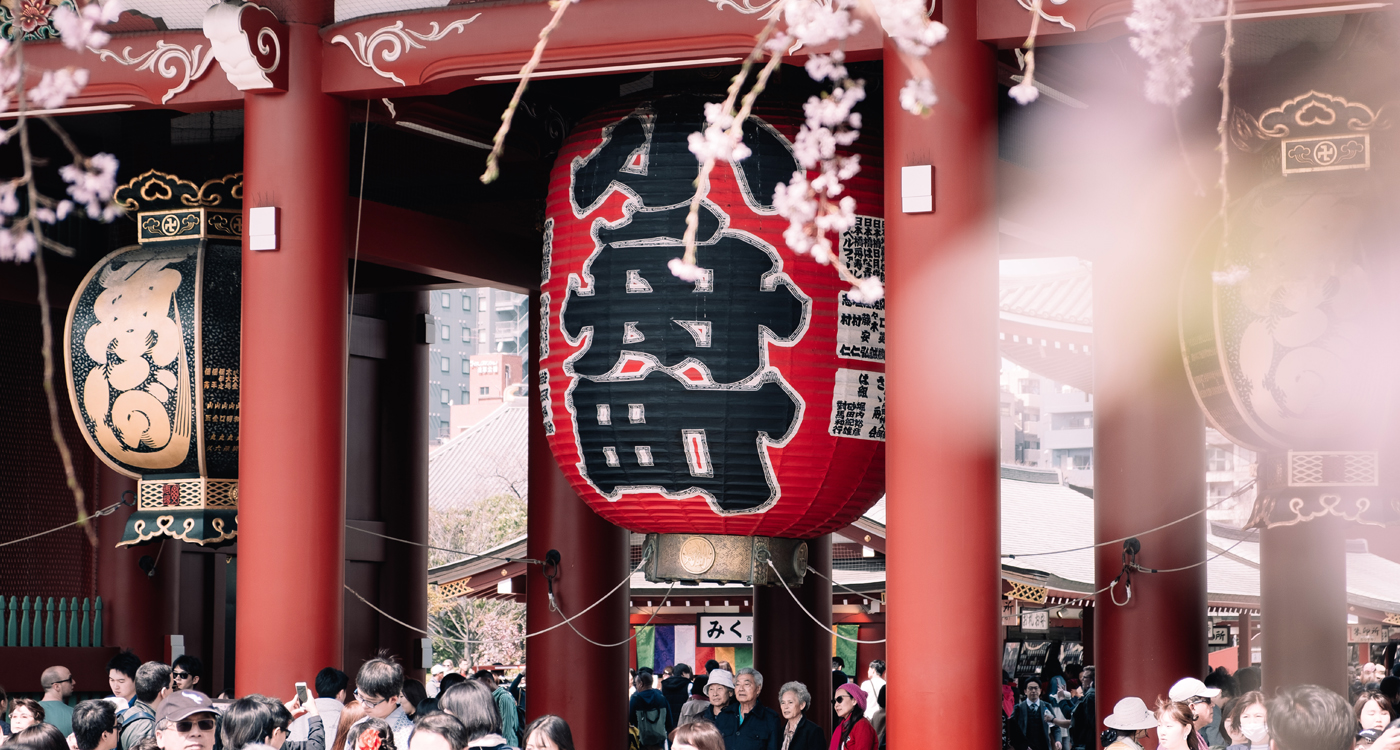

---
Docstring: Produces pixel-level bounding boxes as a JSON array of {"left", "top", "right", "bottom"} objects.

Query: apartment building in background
[{"left": 428, "top": 287, "right": 529, "bottom": 443}]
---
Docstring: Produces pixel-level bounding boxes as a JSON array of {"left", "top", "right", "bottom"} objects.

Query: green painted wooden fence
[{"left": 1, "top": 596, "right": 102, "bottom": 647}]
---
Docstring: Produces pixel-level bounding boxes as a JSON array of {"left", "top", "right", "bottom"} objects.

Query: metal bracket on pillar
[{"left": 204, "top": 2, "right": 290, "bottom": 93}]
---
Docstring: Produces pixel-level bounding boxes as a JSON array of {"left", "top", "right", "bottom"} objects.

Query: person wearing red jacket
[{"left": 830, "top": 684, "right": 877, "bottom": 750}]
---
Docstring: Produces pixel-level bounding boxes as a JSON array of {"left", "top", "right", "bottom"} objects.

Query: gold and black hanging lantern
[{"left": 64, "top": 170, "right": 243, "bottom": 546}]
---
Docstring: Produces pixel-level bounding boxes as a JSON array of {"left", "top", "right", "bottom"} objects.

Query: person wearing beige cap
[
  {"left": 153, "top": 691, "right": 217, "bottom": 750},
  {"left": 1103, "top": 698, "right": 1159, "bottom": 750},
  {"left": 1169, "top": 678, "right": 1221, "bottom": 750}
]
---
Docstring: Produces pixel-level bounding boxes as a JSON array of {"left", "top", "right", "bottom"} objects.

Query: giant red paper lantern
[{"left": 540, "top": 94, "right": 884, "bottom": 542}]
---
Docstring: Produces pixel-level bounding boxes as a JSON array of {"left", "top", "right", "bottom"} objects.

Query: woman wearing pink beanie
[{"left": 830, "top": 683, "right": 877, "bottom": 750}]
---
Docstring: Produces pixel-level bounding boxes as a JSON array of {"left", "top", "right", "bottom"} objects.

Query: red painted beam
[
  {"left": 25, "top": 32, "right": 241, "bottom": 114},
  {"left": 319, "top": 0, "right": 883, "bottom": 97},
  {"left": 353, "top": 200, "right": 538, "bottom": 292}
]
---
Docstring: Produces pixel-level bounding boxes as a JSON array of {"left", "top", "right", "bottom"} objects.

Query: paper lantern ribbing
[{"left": 540, "top": 94, "right": 885, "bottom": 564}]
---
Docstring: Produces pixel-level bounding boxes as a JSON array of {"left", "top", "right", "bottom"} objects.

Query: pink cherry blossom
[
  {"left": 668, "top": 257, "right": 709, "bottom": 282},
  {"left": 52, "top": 0, "right": 122, "bottom": 52},
  {"left": 846, "top": 275, "right": 885, "bottom": 304},
  {"left": 1008, "top": 80, "right": 1039, "bottom": 104},
  {"left": 30, "top": 68, "right": 88, "bottom": 110},
  {"left": 899, "top": 77, "right": 937, "bottom": 114},
  {"left": 60, "top": 151, "right": 119, "bottom": 218},
  {"left": 1126, "top": 0, "right": 1222, "bottom": 105}
]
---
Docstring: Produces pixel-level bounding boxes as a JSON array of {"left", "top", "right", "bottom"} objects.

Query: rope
[
  {"left": 1133, "top": 538, "right": 1248, "bottom": 574},
  {"left": 345, "top": 524, "right": 539, "bottom": 565},
  {"left": 1002, "top": 480, "right": 1255, "bottom": 560},
  {"left": 550, "top": 580, "right": 677, "bottom": 648},
  {"left": 345, "top": 557, "right": 646, "bottom": 645},
  {"left": 765, "top": 559, "right": 886, "bottom": 644},
  {"left": 0, "top": 500, "right": 124, "bottom": 548}
]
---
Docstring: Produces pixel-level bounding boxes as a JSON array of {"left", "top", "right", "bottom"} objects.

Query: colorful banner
[
  {"left": 639, "top": 625, "right": 748, "bottom": 673},
  {"left": 834, "top": 624, "right": 858, "bottom": 677}
]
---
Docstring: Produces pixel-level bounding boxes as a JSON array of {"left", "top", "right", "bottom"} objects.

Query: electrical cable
[
  {"left": 1002, "top": 479, "right": 1255, "bottom": 560},
  {"left": 804, "top": 565, "right": 883, "bottom": 606},
  {"left": 346, "top": 98, "right": 370, "bottom": 333},
  {"left": 550, "top": 580, "right": 677, "bottom": 648},
  {"left": 345, "top": 524, "right": 540, "bottom": 565},
  {"left": 344, "top": 555, "right": 648, "bottom": 645},
  {"left": 0, "top": 499, "right": 126, "bottom": 548},
  {"left": 765, "top": 559, "right": 886, "bottom": 644}
]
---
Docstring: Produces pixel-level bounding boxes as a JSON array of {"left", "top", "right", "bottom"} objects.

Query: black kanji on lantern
[{"left": 562, "top": 98, "right": 808, "bottom": 512}]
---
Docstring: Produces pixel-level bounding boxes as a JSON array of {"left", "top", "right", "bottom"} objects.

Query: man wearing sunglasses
[
  {"left": 1168, "top": 677, "right": 1221, "bottom": 750},
  {"left": 39, "top": 666, "right": 76, "bottom": 736},
  {"left": 153, "top": 691, "right": 217, "bottom": 750}
]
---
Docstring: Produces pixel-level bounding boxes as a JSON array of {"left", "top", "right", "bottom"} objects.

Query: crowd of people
[
  {"left": 621, "top": 656, "right": 885, "bottom": 750},
  {"left": 0, "top": 653, "right": 564, "bottom": 750},
  {"left": 1003, "top": 661, "right": 1400, "bottom": 750}
]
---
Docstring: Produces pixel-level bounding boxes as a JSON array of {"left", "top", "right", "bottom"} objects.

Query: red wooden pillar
[
  {"left": 236, "top": 21, "right": 349, "bottom": 697},
  {"left": 754, "top": 535, "right": 832, "bottom": 734},
  {"left": 1093, "top": 196, "right": 1206, "bottom": 724},
  {"left": 525, "top": 291, "right": 630, "bottom": 744},
  {"left": 883, "top": 0, "right": 999, "bottom": 746},
  {"left": 1260, "top": 520, "right": 1346, "bottom": 695}
]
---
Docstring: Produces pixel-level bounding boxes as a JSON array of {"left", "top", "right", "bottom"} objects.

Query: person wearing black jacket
[
  {"left": 777, "top": 682, "right": 826, "bottom": 750},
  {"left": 629, "top": 671, "right": 675, "bottom": 750},
  {"left": 1069, "top": 668, "right": 1095, "bottom": 750},
  {"left": 661, "top": 665, "right": 694, "bottom": 724},
  {"left": 715, "top": 668, "right": 781, "bottom": 750}
]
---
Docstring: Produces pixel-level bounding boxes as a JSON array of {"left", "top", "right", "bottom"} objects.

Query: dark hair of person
[
  {"left": 669, "top": 721, "right": 724, "bottom": 750},
  {"left": 11, "top": 698, "right": 45, "bottom": 724},
  {"left": 1354, "top": 692, "right": 1394, "bottom": 724},
  {"left": 832, "top": 657, "right": 845, "bottom": 670},
  {"left": 317, "top": 668, "right": 350, "bottom": 700},
  {"left": 256, "top": 694, "right": 294, "bottom": 738},
  {"left": 11, "top": 723, "right": 69, "bottom": 750},
  {"left": 675, "top": 663, "right": 692, "bottom": 678},
  {"left": 704, "top": 660, "right": 719, "bottom": 674},
  {"left": 402, "top": 679, "right": 428, "bottom": 715},
  {"left": 1205, "top": 667, "right": 1239, "bottom": 699},
  {"left": 1225, "top": 691, "right": 1266, "bottom": 738},
  {"left": 869, "top": 660, "right": 886, "bottom": 677},
  {"left": 411, "top": 713, "right": 470, "bottom": 750},
  {"left": 837, "top": 702, "right": 866, "bottom": 750},
  {"left": 1154, "top": 699, "right": 1201, "bottom": 750},
  {"left": 470, "top": 670, "right": 495, "bottom": 686},
  {"left": 1381, "top": 677, "right": 1400, "bottom": 704},
  {"left": 220, "top": 696, "right": 280, "bottom": 750},
  {"left": 1236, "top": 667, "right": 1261, "bottom": 695},
  {"left": 356, "top": 658, "right": 405, "bottom": 702},
  {"left": 523, "top": 715, "right": 575, "bottom": 750},
  {"left": 331, "top": 701, "right": 367, "bottom": 750},
  {"left": 346, "top": 718, "right": 395, "bottom": 750},
  {"left": 72, "top": 699, "right": 118, "bottom": 750},
  {"left": 172, "top": 655, "right": 203, "bottom": 680},
  {"left": 135, "top": 662, "right": 172, "bottom": 704},
  {"left": 438, "top": 673, "right": 467, "bottom": 695},
  {"left": 877, "top": 686, "right": 886, "bottom": 709},
  {"left": 415, "top": 698, "right": 438, "bottom": 716},
  {"left": 132, "top": 738, "right": 157, "bottom": 750},
  {"left": 1269, "top": 685, "right": 1355, "bottom": 750},
  {"left": 634, "top": 671, "right": 654, "bottom": 691},
  {"left": 108, "top": 651, "right": 142, "bottom": 681},
  {"left": 436, "top": 681, "right": 500, "bottom": 742},
  {"left": 691, "top": 675, "right": 710, "bottom": 697}
]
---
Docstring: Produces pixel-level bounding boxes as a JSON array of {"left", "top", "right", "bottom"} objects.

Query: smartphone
[{"left": 295, "top": 682, "right": 309, "bottom": 704}]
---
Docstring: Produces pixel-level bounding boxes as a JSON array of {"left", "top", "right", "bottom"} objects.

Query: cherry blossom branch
[
  {"left": 1215, "top": 0, "right": 1234, "bottom": 249},
  {"left": 671, "top": 11, "right": 786, "bottom": 278},
  {"left": 480, "top": 0, "right": 576, "bottom": 184},
  {"left": 1008, "top": 0, "right": 1042, "bottom": 104},
  {"left": 0, "top": 0, "right": 123, "bottom": 544}
]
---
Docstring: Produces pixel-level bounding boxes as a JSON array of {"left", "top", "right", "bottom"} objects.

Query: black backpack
[{"left": 637, "top": 707, "right": 667, "bottom": 746}]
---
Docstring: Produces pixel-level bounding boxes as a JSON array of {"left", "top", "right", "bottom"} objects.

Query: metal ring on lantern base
[{"left": 642, "top": 533, "right": 809, "bottom": 586}]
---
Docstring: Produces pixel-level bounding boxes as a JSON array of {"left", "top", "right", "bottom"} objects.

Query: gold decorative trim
[
  {"left": 116, "top": 170, "right": 244, "bottom": 213},
  {"left": 437, "top": 577, "right": 475, "bottom": 598},
  {"left": 1384, "top": 612, "right": 1400, "bottom": 626},
  {"left": 137, "top": 477, "right": 238, "bottom": 511},
  {"left": 117, "top": 513, "right": 238, "bottom": 547}
]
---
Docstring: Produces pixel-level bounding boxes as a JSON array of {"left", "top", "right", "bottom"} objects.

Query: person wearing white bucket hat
[
  {"left": 1169, "top": 678, "right": 1220, "bottom": 750},
  {"left": 1103, "top": 698, "right": 1159, "bottom": 750},
  {"left": 703, "top": 670, "right": 736, "bottom": 722}
]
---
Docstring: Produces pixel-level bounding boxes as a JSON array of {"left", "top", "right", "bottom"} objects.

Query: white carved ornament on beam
[
  {"left": 203, "top": 1, "right": 290, "bottom": 93},
  {"left": 89, "top": 41, "right": 216, "bottom": 105},
  {"left": 329, "top": 14, "right": 482, "bottom": 86}
]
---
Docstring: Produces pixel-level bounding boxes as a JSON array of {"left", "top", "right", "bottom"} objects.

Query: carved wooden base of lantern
[
  {"left": 118, "top": 477, "right": 239, "bottom": 546},
  {"left": 1247, "top": 450, "right": 1399, "bottom": 528},
  {"left": 642, "top": 533, "right": 808, "bottom": 586}
]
